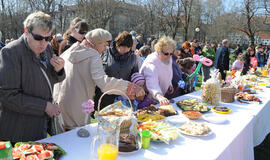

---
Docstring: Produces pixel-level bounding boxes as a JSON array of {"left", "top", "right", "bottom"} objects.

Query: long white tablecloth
[{"left": 40, "top": 87, "right": 270, "bottom": 160}]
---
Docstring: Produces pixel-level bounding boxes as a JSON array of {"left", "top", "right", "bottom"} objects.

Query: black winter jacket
[
  {"left": 214, "top": 45, "right": 230, "bottom": 71},
  {"left": 94, "top": 41, "right": 138, "bottom": 110}
]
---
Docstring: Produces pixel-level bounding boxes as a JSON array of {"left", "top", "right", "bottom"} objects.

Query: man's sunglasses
[
  {"left": 30, "top": 32, "right": 52, "bottom": 41},
  {"left": 162, "top": 52, "right": 173, "bottom": 56},
  {"left": 75, "top": 28, "right": 87, "bottom": 35}
]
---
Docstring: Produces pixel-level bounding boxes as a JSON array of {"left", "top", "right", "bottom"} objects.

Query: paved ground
[{"left": 254, "top": 134, "right": 270, "bottom": 160}]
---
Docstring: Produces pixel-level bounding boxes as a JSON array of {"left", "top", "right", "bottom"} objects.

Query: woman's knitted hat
[{"left": 131, "top": 72, "right": 145, "bottom": 85}]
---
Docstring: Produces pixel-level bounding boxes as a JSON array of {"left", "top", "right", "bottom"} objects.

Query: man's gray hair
[
  {"left": 85, "top": 28, "right": 112, "bottom": 44},
  {"left": 222, "top": 39, "right": 229, "bottom": 45},
  {"left": 23, "top": 11, "right": 53, "bottom": 32}
]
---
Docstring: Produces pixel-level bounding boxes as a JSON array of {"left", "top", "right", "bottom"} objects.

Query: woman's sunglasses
[
  {"left": 30, "top": 32, "right": 52, "bottom": 41},
  {"left": 75, "top": 28, "right": 87, "bottom": 35},
  {"left": 162, "top": 52, "right": 173, "bottom": 56}
]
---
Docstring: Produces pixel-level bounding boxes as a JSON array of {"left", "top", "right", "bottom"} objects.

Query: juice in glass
[{"left": 97, "top": 144, "right": 118, "bottom": 160}]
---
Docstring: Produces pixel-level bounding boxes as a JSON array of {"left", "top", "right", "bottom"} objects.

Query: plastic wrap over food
[
  {"left": 96, "top": 101, "right": 132, "bottom": 131},
  {"left": 201, "top": 68, "right": 221, "bottom": 105}
]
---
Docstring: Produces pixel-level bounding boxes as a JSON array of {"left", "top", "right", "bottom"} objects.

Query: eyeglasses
[
  {"left": 162, "top": 51, "right": 173, "bottom": 56},
  {"left": 30, "top": 32, "right": 52, "bottom": 41},
  {"left": 75, "top": 28, "right": 87, "bottom": 35}
]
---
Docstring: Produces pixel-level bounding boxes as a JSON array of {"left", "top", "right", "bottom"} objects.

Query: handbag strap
[
  {"left": 40, "top": 67, "right": 65, "bottom": 135},
  {"left": 40, "top": 67, "right": 53, "bottom": 96}
]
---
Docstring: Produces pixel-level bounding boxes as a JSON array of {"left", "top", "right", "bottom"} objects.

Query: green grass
[
  {"left": 195, "top": 75, "right": 202, "bottom": 91},
  {"left": 230, "top": 53, "right": 235, "bottom": 66}
]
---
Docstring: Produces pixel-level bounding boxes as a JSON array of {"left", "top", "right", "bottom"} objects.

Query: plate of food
[
  {"left": 242, "top": 88, "right": 256, "bottom": 94},
  {"left": 176, "top": 98, "right": 210, "bottom": 113},
  {"left": 211, "top": 106, "right": 231, "bottom": 114},
  {"left": 118, "top": 133, "right": 142, "bottom": 155},
  {"left": 158, "top": 105, "right": 178, "bottom": 117},
  {"left": 135, "top": 105, "right": 178, "bottom": 117},
  {"left": 136, "top": 120, "right": 179, "bottom": 144},
  {"left": 12, "top": 142, "right": 66, "bottom": 160},
  {"left": 235, "top": 92, "right": 261, "bottom": 103},
  {"left": 182, "top": 111, "right": 202, "bottom": 120},
  {"left": 249, "top": 85, "right": 263, "bottom": 91},
  {"left": 137, "top": 114, "right": 165, "bottom": 123},
  {"left": 179, "top": 121, "right": 212, "bottom": 137}
]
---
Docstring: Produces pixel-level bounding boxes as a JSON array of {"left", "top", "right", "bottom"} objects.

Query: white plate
[
  {"left": 166, "top": 115, "right": 188, "bottom": 125},
  {"left": 201, "top": 115, "right": 227, "bottom": 124},
  {"left": 179, "top": 129, "right": 213, "bottom": 137}
]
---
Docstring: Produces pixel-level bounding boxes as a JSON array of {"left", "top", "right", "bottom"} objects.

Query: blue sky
[{"left": 223, "top": 0, "right": 242, "bottom": 12}]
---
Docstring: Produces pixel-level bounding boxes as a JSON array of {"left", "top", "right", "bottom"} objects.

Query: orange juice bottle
[{"left": 97, "top": 144, "right": 118, "bottom": 160}]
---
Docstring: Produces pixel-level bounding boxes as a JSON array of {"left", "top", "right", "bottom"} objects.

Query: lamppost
[{"left": 195, "top": 27, "right": 200, "bottom": 40}]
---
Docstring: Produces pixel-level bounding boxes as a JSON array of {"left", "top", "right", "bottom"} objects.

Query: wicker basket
[
  {"left": 221, "top": 88, "right": 236, "bottom": 103},
  {"left": 97, "top": 89, "right": 133, "bottom": 134}
]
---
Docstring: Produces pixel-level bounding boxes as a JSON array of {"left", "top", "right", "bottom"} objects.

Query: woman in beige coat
[{"left": 53, "top": 28, "right": 144, "bottom": 130}]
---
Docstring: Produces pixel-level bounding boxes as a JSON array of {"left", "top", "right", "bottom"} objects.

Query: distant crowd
[{"left": 1, "top": 11, "right": 270, "bottom": 144}]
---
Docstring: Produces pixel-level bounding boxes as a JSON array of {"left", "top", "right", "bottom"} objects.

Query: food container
[
  {"left": 182, "top": 111, "right": 202, "bottom": 120},
  {"left": 211, "top": 106, "right": 231, "bottom": 114},
  {"left": 97, "top": 89, "right": 133, "bottom": 134},
  {"left": 201, "top": 69, "right": 221, "bottom": 105},
  {"left": 137, "top": 114, "right": 165, "bottom": 122},
  {"left": 221, "top": 87, "right": 236, "bottom": 103}
]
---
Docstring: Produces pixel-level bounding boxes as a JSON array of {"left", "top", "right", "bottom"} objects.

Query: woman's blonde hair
[
  {"left": 63, "top": 29, "right": 71, "bottom": 40},
  {"left": 154, "top": 36, "right": 176, "bottom": 53},
  {"left": 23, "top": 11, "right": 53, "bottom": 32},
  {"left": 85, "top": 28, "right": 112, "bottom": 44},
  {"left": 190, "top": 42, "right": 196, "bottom": 48}
]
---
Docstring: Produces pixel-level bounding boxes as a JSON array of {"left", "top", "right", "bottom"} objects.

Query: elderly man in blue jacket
[{"left": 214, "top": 39, "right": 230, "bottom": 80}]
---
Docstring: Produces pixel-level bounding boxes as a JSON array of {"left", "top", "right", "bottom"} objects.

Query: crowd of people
[{"left": 1, "top": 11, "right": 270, "bottom": 145}]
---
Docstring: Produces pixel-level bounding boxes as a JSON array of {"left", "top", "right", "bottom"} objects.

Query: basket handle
[{"left": 97, "top": 89, "right": 133, "bottom": 113}]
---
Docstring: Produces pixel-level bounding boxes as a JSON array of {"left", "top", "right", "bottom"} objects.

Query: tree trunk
[
  {"left": 249, "top": 34, "right": 255, "bottom": 46},
  {"left": 150, "top": 11, "right": 154, "bottom": 35},
  {"left": 172, "top": 31, "right": 176, "bottom": 40},
  {"left": 172, "top": 16, "right": 180, "bottom": 40},
  {"left": 184, "top": 26, "right": 188, "bottom": 41}
]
